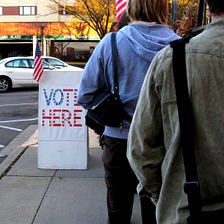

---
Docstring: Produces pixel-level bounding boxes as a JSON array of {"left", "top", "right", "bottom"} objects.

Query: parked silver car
[{"left": 0, "top": 57, "right": 54, "bottom": 92}]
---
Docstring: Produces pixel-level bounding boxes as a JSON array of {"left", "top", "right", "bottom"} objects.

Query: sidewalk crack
[{"left": 31, "top": 170, "right": 57, "bottom": 224}]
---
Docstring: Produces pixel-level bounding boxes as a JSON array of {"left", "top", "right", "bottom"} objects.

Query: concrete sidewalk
[{"left": 0, "top": 125, "right": 141, "bottom": 224}]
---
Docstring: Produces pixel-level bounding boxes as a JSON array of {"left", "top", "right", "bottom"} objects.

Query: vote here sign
[{"left": 38, "top": 69, "right": 88, "bottom": 169}]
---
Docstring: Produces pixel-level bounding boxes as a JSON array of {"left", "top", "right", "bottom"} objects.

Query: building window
[
  {"left": 19, "top": 6, "right": 36, "bottom": 15},
  {"left": 0, "top": 7, "right": 2, "bottom": 15},
  {"left": 58, "top": 6, "right": 73, "bottom": 15},
  {"left": 59, "top": 8, "right": 66, "bottom": 15}
]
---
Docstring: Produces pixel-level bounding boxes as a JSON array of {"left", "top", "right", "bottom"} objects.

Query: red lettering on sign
[
  {"left": 62, "top": 109, "right": 72, "bottom": 127},
  {"left": 41, "top": 108, "right": 83, "bottom": 127}
]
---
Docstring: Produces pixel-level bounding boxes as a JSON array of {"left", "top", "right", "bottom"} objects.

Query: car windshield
[{"left": 44, "top": 58, "right": 67, "bottom": 67}]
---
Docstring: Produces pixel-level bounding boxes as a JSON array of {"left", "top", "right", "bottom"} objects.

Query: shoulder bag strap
[
  {"left": 111, "top": 32, "right": 132, "bottom": 122},
  {"left": 111, "top": 32, "right": 119, "bottom": 95},
  {"left": 171, "top": 38, "right": 202, "bottom": 223}
]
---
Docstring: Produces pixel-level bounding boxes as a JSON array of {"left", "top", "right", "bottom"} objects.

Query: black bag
[
  {"left": 86, "top": 91, "right": 123, "bottom": 127},
  {"left": 85, "top": 32, "right": 124, "bottom": 133},
  {"left": 171, "top": 37, "right": 224, "bottom": 224},
  {"left": 85, "top": 113, "right": 105, "bottom": 135}
]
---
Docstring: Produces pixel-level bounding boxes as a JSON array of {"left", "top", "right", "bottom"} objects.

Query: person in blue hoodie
[{"left": 78, "top": 0, "right": 179, "bottom": 223}]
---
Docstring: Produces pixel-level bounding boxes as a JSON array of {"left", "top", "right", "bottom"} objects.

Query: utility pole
[
  {"left": 197, "top": 0, "right": 206, "bottom": 27},
  {"left": 172, "top": 0, "right": 178, "bottom": 32},
  {"left": 40, "top": 25, "right": 45, "bottom": 55}
]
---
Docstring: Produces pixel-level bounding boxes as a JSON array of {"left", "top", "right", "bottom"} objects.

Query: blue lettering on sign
[
  {"left": 53, "top": 89, "right": 64, "bottom": 106},
  {"left": 43, "top": 89, "right": 54, "bottom": 105},
  {"left": 43, "top": 89, "right": 64, "bottom": 106}
]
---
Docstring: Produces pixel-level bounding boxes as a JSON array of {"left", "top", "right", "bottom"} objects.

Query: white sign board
[{"left": 38, "top": 69, "right": 88, "bottom": 169}]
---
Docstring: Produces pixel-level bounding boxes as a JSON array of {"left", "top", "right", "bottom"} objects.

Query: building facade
[{"left": 0, "top": 0, "right": 99, "bottom": 64}]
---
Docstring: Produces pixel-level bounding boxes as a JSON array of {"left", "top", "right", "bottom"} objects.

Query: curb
[{"left": 0, "top": 125, "right": 38, "bottom": 178}]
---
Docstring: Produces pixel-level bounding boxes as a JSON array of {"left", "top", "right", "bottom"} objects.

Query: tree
[
  {"left": 169, "top": 0, "right": 207, "bottom": 37},
  {"left": 50, "top": 0, "right": 115, "bottom": 39},
  {"left": 49, "top": 0, "right": 207, "bottom": 39},
  {"left": 176, "top": 1, "right": 198, "bottom": 36}
]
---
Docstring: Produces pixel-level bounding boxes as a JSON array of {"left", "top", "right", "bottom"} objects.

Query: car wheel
[{"left": 0, "top": 77, "right": 12, "bottom": 93}]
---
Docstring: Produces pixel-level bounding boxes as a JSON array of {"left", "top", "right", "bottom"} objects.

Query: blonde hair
[{"left": 126, "top": 0, "right": 168, "bottom": 24}]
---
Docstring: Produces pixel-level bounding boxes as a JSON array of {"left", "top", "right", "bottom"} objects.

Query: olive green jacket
[{"left": 127, "top": 17, "right": 224, "bottom": 224}]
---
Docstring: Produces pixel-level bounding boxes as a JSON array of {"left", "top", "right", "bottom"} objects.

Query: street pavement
[{"left": 0, "top": 125, "right": 141, "bottom": 224}]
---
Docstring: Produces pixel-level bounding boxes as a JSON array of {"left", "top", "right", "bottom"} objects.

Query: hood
[{"left": 120, "top": 23, "right": 179, "bottom": 62}]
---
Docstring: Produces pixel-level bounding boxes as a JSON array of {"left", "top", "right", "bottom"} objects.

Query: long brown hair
[{"left": 126, "top": 0, "right": 168, "bottom": 24}]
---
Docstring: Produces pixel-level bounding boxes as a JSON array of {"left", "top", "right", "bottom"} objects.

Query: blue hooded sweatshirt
[{"left": 78, "top": 23, "right": 179, "bottom": 139}]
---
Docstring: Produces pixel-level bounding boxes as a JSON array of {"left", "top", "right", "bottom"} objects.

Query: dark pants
[
  {"left": 139, "top": 189, "right": 157, "bottom": 224},
  {"left": 102, "top": 135, "right": 156, "bottom": 224},
  {"left": 187, "top": 209, "right": 224, "bottom": 224}
]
